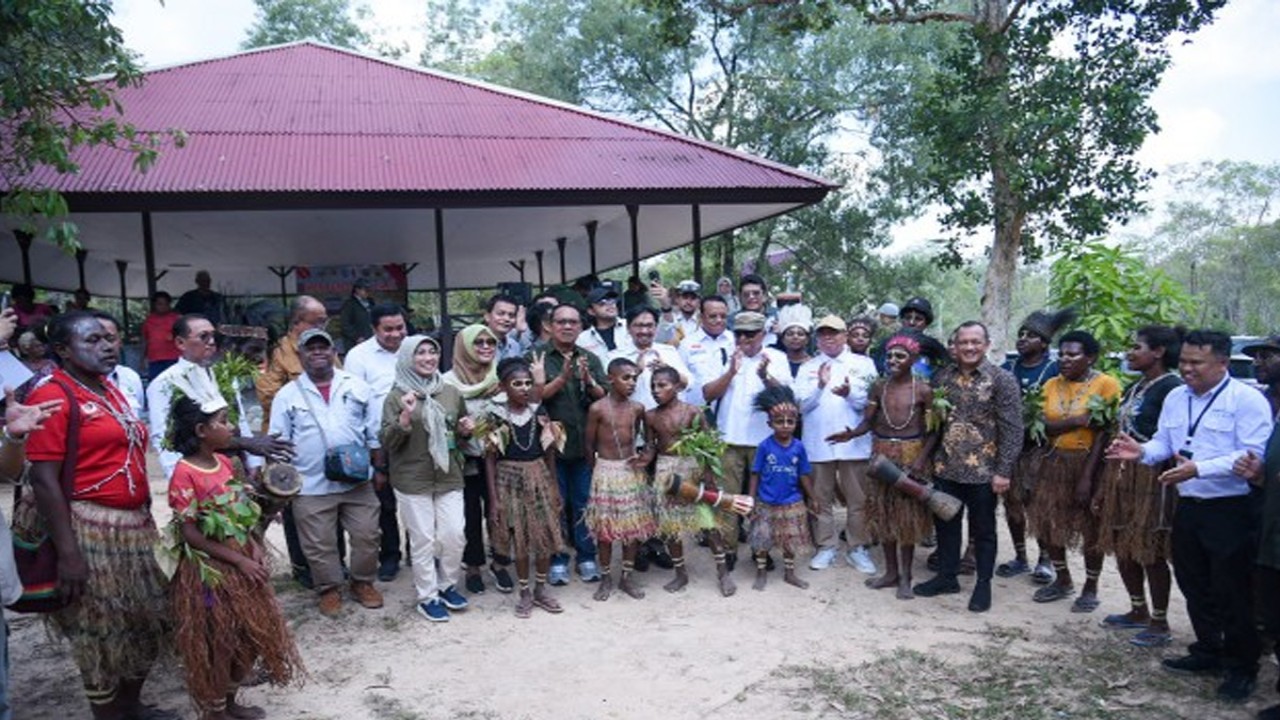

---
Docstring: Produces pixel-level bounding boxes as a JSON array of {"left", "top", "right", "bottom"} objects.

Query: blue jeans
[{"left": 553, "top": 458, "right": 596, "bottom": 567}]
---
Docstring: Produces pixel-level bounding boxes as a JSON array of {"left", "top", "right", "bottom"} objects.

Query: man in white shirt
[
  {"left": 577, "top": 286, "right": 633, "bottom": 366},
  {"left": 679, "top": 295, "right": 735, "bottom": 409},
  {"left": 698, "top": 311, "right": 790, "bottom": 569},
  {"left": 94, "top": 312, "right": 145, "bottom": 417},
  {"left": 1108, "top": 329, "right": 1272, "bottom": 704},
  {"left": 146, "top": 314, "right": 290, "bottom": 479},
  {"left": 610, "top": 305, "right": 693, "bottom": 410},
  {"left": 795, "top": 315, "right": 879, "bottom": 574},
  {"left": 656, "top": 280, "right": 702, "bottom": 347},
  {"left": 343, "top": 303, "right": 408, "bottom": 581},
  {"left": 270, "top": 329, "right": 385, "bottom": 618}
]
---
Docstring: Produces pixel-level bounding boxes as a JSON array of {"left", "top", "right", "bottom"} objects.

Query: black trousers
[
  {"left": 375, "top": 481, "right": 403, "bottom": 564},
  {"left": 933, "top": 478, "right": 997, "bottom": 582},
  {"left": 1172, "top": 495, "right": 1260, "bottom": 675},
  {"left": 463, "top": 468, "right": 510, "bottom": 567},
  {"left": 1257, "top": 564, "right": 1280, "bottom": 692}
]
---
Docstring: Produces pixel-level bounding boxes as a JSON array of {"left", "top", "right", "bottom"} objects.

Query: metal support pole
[
  {"left": 434, "top": 208, "right": 452, "bottom": 368},
  {"left": 692, "top": 204, "right": 703, "bottom": 290},
  {"left": 507, "top": 260, "right": 526, "bottom": 282},
  {"left": 115, "top": 260, "right": 130, "bottom": 336},
  {"left": 586, "top": 221, "right": 598, "bottom": 275},
  {"left": 142, "top": 213, "right": 158, "bottom": 299},
  {"left": 627, "top": 204, "right": 640, "bottom": 279},
  {"left": 556, "top": 237, "right": 567, "bottom": 284},
  {"left": 14, "top": 231, "right": 33, "bottom": 285},
  {"left": 268, "top": 266, "right": 295, "bottom": 308},
  {"left": 75, "top": 249, "right": 88, "bottom": 291},
  {"left": 535, "top": 250, "right": 545, "bottom": 291}
]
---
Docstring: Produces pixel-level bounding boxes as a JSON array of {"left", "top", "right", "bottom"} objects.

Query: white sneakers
[
  {"left": 847, "top": 546, "right": 877, "bottom": 575},
  {"left": 808, "top": 546, "right": 839, "bottom": 570}
]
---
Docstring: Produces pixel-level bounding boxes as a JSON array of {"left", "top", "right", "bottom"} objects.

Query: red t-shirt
[
  {"left": 142, "top": 312, "right": 182, "bottom": 362},
  {"left": 169, "top": 456, "right": 235, "bottom": 516},
  {"left": 25, "top": 370, "right": 151, "bottom": 510}
]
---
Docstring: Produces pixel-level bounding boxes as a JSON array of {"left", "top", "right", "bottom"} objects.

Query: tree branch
[{"left": 999, "top": 0, "right": 1029, "bottom": 35}]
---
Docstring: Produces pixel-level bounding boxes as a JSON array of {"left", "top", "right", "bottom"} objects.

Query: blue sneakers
[
  {"left": 417, "top": 599, "right": 449, "bottom": 623},
  {"left": 438, "top": 585, "right": 469, "bottom": 610},
  {"left": 577, "top": 560, "right": 602, "bottom": 583},
  {"left": 548, "top": 562, "right": 570, "bottom": 586}
]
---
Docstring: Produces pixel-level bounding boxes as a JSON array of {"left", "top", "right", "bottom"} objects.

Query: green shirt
[{"left": 527, "top": 341, "right": 607, "bottom": 460}]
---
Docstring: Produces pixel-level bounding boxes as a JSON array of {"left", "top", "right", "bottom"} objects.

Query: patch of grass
[{"left": 767, "top": 625, "right": 1222, "bottom": 719}]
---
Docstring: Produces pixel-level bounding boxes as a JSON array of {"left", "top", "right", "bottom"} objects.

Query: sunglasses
[
  {"left": 508, "top": 379, "right": 534, "bottom": 389},
  {"left": 473, "top": 338, "right": 498, "bottom": 348}
]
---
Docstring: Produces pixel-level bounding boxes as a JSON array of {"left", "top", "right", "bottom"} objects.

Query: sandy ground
[{"left": 5, "top": 456, "right": 1273, "bottom": 720}]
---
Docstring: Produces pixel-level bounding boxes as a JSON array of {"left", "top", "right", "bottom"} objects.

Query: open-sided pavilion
[{"left": 2, "top": 41, "right": 836, "bottom": 342}]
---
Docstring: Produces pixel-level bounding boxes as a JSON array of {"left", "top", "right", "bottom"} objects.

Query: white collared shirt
[
  {"left": 609, "top": 342, "right": 693, "bottom": 410},
  {"left": 679, "top": 327, "right": 736, "bottom": 408},
  {"left": 795, "top": 350, "right": 878, "bottom": 462},
  {"left": 577, "top": 320, "right": 634, "bottom": 367},
  {"left": 715, "top": 347, "right": 791, "bottom": 446},
  {"left": 343, "top": 336, "right": 400, "bottom": 416},
  {"left": 146, "top": 357, "right": 259, "bottom": 479},
  {"left": 1141, "top": 376, "right": 1273, "bottom": 498},
  {"left": 108, "top": 365, "right": 145, "bottom": 418},
  {"left": 657, "top": 311, "right": 700, "bottom": 346},
  {"left": 268, "top": 370, "right": 381, "bottom": 496}
]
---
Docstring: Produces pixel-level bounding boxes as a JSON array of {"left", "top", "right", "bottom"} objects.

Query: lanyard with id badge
[{"left": 1179, "top": 380, "right": 1229, "bottom": 460}]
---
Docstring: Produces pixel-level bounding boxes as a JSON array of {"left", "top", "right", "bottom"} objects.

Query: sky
[{"left": 112, "top": 0, "right": 1280, "bottom": 248}]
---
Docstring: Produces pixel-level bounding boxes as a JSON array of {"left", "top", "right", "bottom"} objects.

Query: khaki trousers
[
  {"left": 811, "top": 459, "right": 870, "bottom": 549},
  {"left": 719, "top": 445, "right": 756, "bottom": 546},
  {"left": 293, "top": 483, "right": 381, "bottom": 592}
]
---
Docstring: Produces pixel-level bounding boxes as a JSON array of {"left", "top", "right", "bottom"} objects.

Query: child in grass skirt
[
  {"left": 168, "top": 395, "right": 303, "bottom": 719},
  {"left": 483, "top": 358, "right": 565, "bottom": 618},
  {"left": 748, "top": 386, "right": 815, "bottom": 591}
]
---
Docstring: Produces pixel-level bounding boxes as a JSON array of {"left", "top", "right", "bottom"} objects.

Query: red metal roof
[{"left": 21, "top": 42, "right": 834, "bottom": 196}]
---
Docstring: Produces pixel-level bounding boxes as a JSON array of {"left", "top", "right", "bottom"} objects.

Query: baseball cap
[
  {"left": 299, "top": 328, "right": 334, "bottom": 347},
  {"left": 877, "top": 302, "right": 899, "bottom": 318},
  {"left": 815, "top": 315, "right": 847, "bottom": 332},
  {"left": 733, "top": 311, "right": 766, "bottom": 332},
  {"left": 676, "top": 280, "right": 701, "bottom": 295},
  {"left": 1242, "top": 335, "right": 1280, "bottom": 357},
  {"left": 587, "top": 287, "right": 619, "bottom": 305}
]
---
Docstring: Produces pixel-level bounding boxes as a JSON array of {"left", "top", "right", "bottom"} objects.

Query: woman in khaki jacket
[{"left": 380, "top": 334, "right": 474, "bottom": 623}]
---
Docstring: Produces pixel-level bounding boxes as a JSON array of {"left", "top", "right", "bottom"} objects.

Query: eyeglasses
[
  {"left": 734, "top": 330, "right": 761, "bottom": 338},
  {"left": 741, "top": 289, "right": 764, "bottom": 298},
  {"left": 189, "top": 331, "right": 216, "bottom": 343},
  {"left": 594, "top": 298, "right": 618, "bottom": 305},
  {"left": 508, "top": 379, "right": 534, "bottom": 389},
  {"left": 473, "top": 338, "right": 498, "bottom": 348}
]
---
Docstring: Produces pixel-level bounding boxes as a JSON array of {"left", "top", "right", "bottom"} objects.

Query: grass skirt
[
  {"left": 1026, "top": 449, "right": 1096, "bottom": 549},
  {"left": 585, "top": 458, "right": 657, "bottom": 544},
  {"left": 1009, "top": 447, "right": 1048, "bottom": 511},
  {"left": 748, "top": 501, "right": 813, "bottom": 556},
  {"left": 48, "top": 502, "right": 170, "bottom": 692},
  {"left": 652, "top": 455, "right": 716, "bottom": 539},
  {"left": 866, "top": 439, "right": 934, "bottom": 545},
  {"left": 172, "top": 538, "right": 304, "bottom": 713},
  {"left": 1093, "top": 459, "right": 1174, "bottom": 564},
  {"left": 495, "top": 459, "right": 563, "bottom": 557}
]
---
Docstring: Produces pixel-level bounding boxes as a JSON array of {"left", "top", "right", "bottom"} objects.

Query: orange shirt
[{"left": 1042, "top": 372, "right": 1122, "bottom": 451}]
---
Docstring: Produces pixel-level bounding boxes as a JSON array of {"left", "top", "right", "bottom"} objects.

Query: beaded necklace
[
  {"left": 1119, "top": 371, "right": 1179, "bottom": 440},
  {"left": 880, "top": 377, "right": 917, "bottom": 432},
  {"left": 64, "top": 370, "right": 146, "bottom": 496},
  {"left": 1054, "top": 369, "right": 1098, "bottom": 418}
]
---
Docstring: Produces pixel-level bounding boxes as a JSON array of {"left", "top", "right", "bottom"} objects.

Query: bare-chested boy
[
  {"left": 644, "top": 366, "right": 737, "bottom": 596},
  {"left": 584, "top": 357, "right": 657, "bottom": 601},
  {"left": 826, "top": 333, "right": 935, "bottom": 599}
]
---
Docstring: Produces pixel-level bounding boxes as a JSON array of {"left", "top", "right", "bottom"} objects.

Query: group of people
[{"left": 2, "top": 268, "right": 1280, "bottom": 718}]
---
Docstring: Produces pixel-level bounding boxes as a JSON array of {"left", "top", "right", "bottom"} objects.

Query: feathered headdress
[
  {"left": 753, "top": 385, "right": 798, "bottom": 415},
  {"left": 169, "top": 363, "right": 228, "bottom": 414},
  {"left": 886, "top": 329, "right": 948, "bottom": 366},
  {"left": 1020, "top": 307, "right": 1078, "bottom": 343},
  {"left": 776, "top": 303, "right": 813, "bottom": 334}
]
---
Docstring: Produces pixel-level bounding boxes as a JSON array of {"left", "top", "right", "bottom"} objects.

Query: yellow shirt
[{"left": 1043, "top": 372, "right": 1122, "bottom": 451}]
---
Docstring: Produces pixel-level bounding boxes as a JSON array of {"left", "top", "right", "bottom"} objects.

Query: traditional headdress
[
  {"left": 777, "top": 303, "right": 814, "bottom": 334},
  {"left": 1020, "top": 307, "right": 1078, "bottom": 343},
  {"left": 169, "top": 362, "right": 227, "bottom": 414},
  {"left": 753, "top": 385, "right": 798, "bottom": 415}
]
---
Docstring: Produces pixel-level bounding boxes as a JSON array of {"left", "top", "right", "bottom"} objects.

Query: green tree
[
  {"left": 656, "top": 0, "right": 1223, "bottom": 352},
  {"left": 1049, "top": 241, "right": 1194, "bottom": 367},
  {"left": 1, "top": 0, "right": 183, "bottom": 250},
  {"left": 242, "top": 0, "right": 372, "bottom": 50}
]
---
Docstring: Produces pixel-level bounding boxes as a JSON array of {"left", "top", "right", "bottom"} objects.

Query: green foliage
[
  {"left": 668, "top": 422, "right": 728, "bottom": 480},
  {"left": 167, "top": 484, "right": 263, "bottom": 587},
  {"left": 1048, "top": 241, "right": 1194, "bottom": 370},
  {"left": 0, "top": 0, "right": 186, "bottom": 251},
  {"left": 925, "top": 386, "right": 951, "bottom": 434},
  {"left": 211, "top": 353, "right": 259, "bottom": 426},
  {"left": 1138, "top": 161, "right": 1280, "bottom": 333},
  {"left": 241, "top": 0, "right": 371, "bottom": 50},
  {"left": 1022, "top": 385, "right": 1046, "bottom": 446},
  {"left": 1086, "top": 392, "right": 1120, "bottom": 431}
]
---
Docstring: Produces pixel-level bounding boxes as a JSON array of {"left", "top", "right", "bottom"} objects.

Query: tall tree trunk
[{"left": 978, "top": 0, "right": 1018, "bottom": 356}]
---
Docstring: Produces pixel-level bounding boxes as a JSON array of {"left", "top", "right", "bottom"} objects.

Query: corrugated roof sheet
[{"left": 19, "top": 42, "right": 833, "bottom": 195}]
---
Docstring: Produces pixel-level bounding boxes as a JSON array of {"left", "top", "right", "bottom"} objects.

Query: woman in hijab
[
  {"left": 442, "top": 324, "right": 514, "bottom": 595},
  {"left": 380, "top": 334, "right": 475, "bottom": 623}
]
